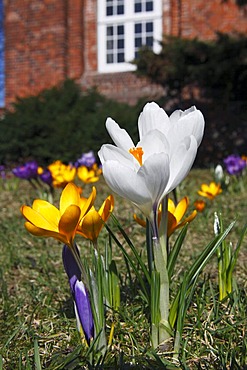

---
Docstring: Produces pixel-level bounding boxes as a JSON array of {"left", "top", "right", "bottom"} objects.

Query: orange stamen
[{"left": 129, "top": 147, "right": 144, "bottom": 166}]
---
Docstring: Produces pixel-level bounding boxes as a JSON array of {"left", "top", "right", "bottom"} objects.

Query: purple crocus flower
[
  {"left": 74, "top": 151, "right": 96, "bottom": 168},
  {"left": 12, "top": 161, "right": 39, "bottom": 179},
  {"left": 0, "top": 165, "right": 6, "bottom": 179},
  {"left": 62, "top": 245, "right": 94, "bottom": 345},
  {"left": 223, "top": 154, "right": 246, "bottom": 175},
  {"left": 39, "top": 169, "right": 53, "bottom": 186}
]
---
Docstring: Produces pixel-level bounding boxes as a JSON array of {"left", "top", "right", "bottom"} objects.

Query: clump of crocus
[
  {"left": 12, "top": 161, "right": 39, "bottom": 180},
  {"left": 223, "top": 154, "right": 246, "bottom": 176},
  {"left": 77, "top": 164, "right": 101, "bottom": 184},
  {"left": 197, "top": 181, "right": 222, "bottom": 200},
  {"left": 38, "top": 167, "right": 53, "bottom": 187},
  {"left": 48, "top": 160, "right": 77, "bottom": 188},
  {"left": 74, "top": 151, "right": 97, "bottom": 168}
]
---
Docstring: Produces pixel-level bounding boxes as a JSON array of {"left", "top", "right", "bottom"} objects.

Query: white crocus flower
[{"left": 98, "top": 102, "right": 204, "bottom": 236}]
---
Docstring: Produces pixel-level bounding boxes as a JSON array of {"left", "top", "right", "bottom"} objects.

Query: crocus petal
[
  {"left": 21, "top": 205, "right": 58, "bottom": 231},
  {"left": 24, "top": 222, "right": 69, "bottom": 244},
  {"left": 167, "top": 212, "right": 177, "bottom": 237},
  {"left": 106, "top": 117, "right": 134, "bottom": 150},
  {"left": 169, "top": 107, "right": 205, "bottom": 146},
  {"left": 32, "top": 200, "right": 60, "bottom": 227},
  {"left": 181, "top": 210, "right": 197, "bottom": 226},
  {"left": 168, "top": 198, "right": 176, "bottom": 214},
  {"left": 138, "top": 129, "right": 170, "bottom": 162},
  {"left": 138, "top": 152, "right": 170, "bottom": 211},
  {"left": 80, "top": 186, "right": 96, "bottom": 218},
  {"left": 138, "top": 102, "right": 170, "bottom": 139},
  {"left": 98, "top": 195, "right": 114, "bottom": 221},
  {"left": 73, "top": 280, "right": 94, "bottom": 345},
  {"left": 166, "top": 136, "right": 197, "bottom": 193},
  {"left": 173, "top": 197, "right": 189, "bottom": 222},
  {"left": 60, "top": 182, "right": 81, "bottom": 215},
  {"left": 133, "top": 213, "right": 147, "bottom": 228},
  {"left": 59, "top": 205, "right": 81, "bottom": 245},
  {"left": 102, "top": 160, "right": 151, "bottom": 206},
  {"left": 99, "top": 144, "right": 136, "bottom": 169},
  {"left": 79, "top": 208, "right": 103, "bottom": 241},
  {"left": 62, "top": 244, "right": 81, "bottom": 281}
]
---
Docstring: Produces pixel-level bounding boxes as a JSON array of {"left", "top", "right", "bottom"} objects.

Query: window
[{"left": 97, "top": 0, "right": 162, "bottom": 73}]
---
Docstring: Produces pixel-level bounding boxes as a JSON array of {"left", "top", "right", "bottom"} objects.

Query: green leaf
[
  {"left": 167, "top": 224, "right": 188, "bottom": 280},
  {"left": 34, "top": 338, "right": 42, "bottom": 370}
]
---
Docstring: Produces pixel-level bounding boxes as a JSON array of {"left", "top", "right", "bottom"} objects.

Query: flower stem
[
  {"left": 71, "top": 243, "right": 89, "bottom": 287},
  {"left": 153, "top": 237, "right": 171, "bottom": 346}
]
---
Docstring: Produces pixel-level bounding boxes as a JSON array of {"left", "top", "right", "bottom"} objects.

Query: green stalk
[
  {"left": 159, "top": 196, "right": 168, "bottom": 261},
  {"left": 153, "top": 237, "right": 171, "bottom": 345}
]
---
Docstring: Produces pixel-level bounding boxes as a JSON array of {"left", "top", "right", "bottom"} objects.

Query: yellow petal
[
  {"left": 176, "top": 210, "right": 197, "bottom": 230},
  {"left": 32, "top": 199, "right": 60, "bottom": 227},
  {"left": 21, "top": 205, "right": 58, "bottom": 232},
  {"left": 78, "top": 209, "right": 103, "bottom": 241},
  {"left": 168, "top": 198, "right": 176, "bottom": 214},
  {"left": 133, "top": 213, "right": 146, "bottom": 228},
  {"left": 201, "top": 184, "right": 209, "bottom": 192},
  {"left": 58, "top": 205, "right": 81, "bottom": 245},
  {"left": 24, "top": 222, "right": 69, "bottom": 245},
  {"left": 173, "top": 197, "right": 188, "bottom": 223},
  {"left": 167, "top": 212, "right": 177, "bottom": 237},
  {"left": 60, "top": 182, "right": 81, "bottom": 215},
  {"left": 98, "top": 195, "right": 114, "bottom": 222},
  {"left": 80, "top": 186, "right": 96, "bottom": 218}
]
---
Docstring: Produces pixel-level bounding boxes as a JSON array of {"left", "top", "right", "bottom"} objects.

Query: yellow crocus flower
[
  {"left": 134, "top": 196, "right": 197, "bottom": 237},
  {"left": 77, "top": 195, "right": 114, "bottom": 243},
  {"left": 77, "top": 165, "right": 100, "bottom": 184},
  {"left": 194, "top": 199, "right": 206, "bottom": 212},
  {"left": 20, "top": 183, "right": 96, "bottom": 248},
  {"left": 197, "top": 182, "right": 222, "bottom": 200},
  {"left": 48, "top": 160, "right": 77, "bottom": 188}
]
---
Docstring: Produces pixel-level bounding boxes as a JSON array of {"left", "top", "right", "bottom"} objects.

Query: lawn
[{"left": 0, "top": 167, "right": 246, "bottom": 369}]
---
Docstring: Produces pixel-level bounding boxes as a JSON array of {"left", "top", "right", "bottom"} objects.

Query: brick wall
[
  {"left": 3, "top": 0, "right": 247, "bottom": 107},
  {"left": 170, "top": 0, "right": 247, "bottom": 39},
  {"left": 4, "top": 0, "right": 84, "bottom": 107}
]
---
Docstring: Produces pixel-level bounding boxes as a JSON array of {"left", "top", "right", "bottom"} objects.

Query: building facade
[{"left": 3, "top": 0, "right": 247, "bottom": 107}]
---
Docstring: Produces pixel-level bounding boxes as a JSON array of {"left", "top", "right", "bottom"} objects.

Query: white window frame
[{"left": 97, "top": 0, "right": 162, "bottom": 73}]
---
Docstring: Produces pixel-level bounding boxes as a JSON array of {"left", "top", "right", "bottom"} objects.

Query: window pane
[
  {"left": 117, "top": 39, "right": 124, "bottom": 49},
  {"left": 135, "top": 2, "right": 142, "bottom": 12},
  {"left": 146, "top": 1, "right": 153, "bottom": 11},
  {"left": 107, "top": 40, "right": 114, "bottom": 50},
  {"left": 107, "top": 54, "right": 114, "bottom": 63},
  {"left": 135, "top": 37, "right": 142, "bottom": 47},
  {"left": 107, "top": 26, "right": 113, "bottom": 36},
  {"left": 146, "top": 36, "right": 153, "bottom": 46},
  {"left": 146, "top": 22, "right": 153, "bottom": 32},
  {"left": 117, "top": 53, "right": 124, "bottom": 62},
  {"left": 117, "top": 25, "right": 124, "bottom": 35},
  {"left": 106, "top": 6, "right": 113, "bottom": 16},
  {"left": 135, "top": 23, "right": 142, "bottom": 34},
  {"left": 117, "top": 5, "right": 124, "bottom": 14}
]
